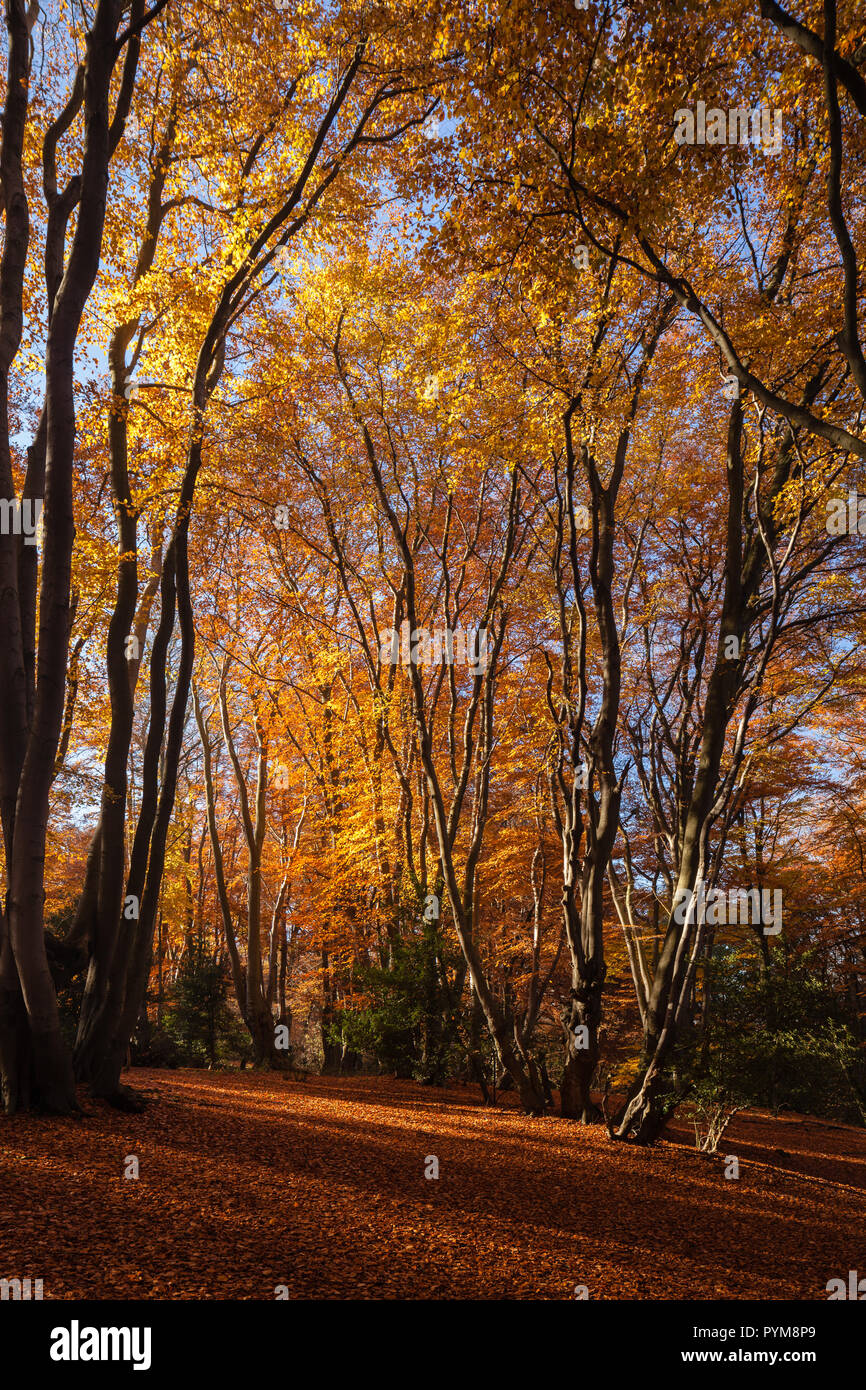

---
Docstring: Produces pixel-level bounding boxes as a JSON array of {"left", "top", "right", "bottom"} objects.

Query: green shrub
[
  {"left": 335, "top": 917, "right": 466, "bottom": 1083},
  {"left": 684, "top": 948, "right": 865, "bottom": 1149},
  {"left": 159, "top": 946, "right": 248, "bottom": 1067}
]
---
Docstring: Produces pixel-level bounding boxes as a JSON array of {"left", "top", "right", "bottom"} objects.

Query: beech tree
[
  {"left": 0, "top": 0, "right": 167, "bottom": 1114},
  {"left": 1, "top": 0, "right": 862, "bottom": 1138}
]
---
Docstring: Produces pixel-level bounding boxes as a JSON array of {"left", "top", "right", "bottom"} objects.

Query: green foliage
[
  {"left": 683, "top": 948, "right": 865, "bottom": 1149},
  {"left": 335, "top": 914, "right": 466, "bottom": 1083},
  {"left": 160, "top": 946, "right": 248, "bottom": 1068}
]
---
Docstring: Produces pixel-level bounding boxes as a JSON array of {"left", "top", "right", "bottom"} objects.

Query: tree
[{"left": 0, "top": 0, "right": 168, "bottom": 1114}]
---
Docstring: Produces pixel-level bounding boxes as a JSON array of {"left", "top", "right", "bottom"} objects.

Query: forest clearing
[
  {"left": 2, "top": 1071, "right": 865, "bottom": 1301},
  {"left": 1, "top": 0, "right": 866, "bottom": 1359}
]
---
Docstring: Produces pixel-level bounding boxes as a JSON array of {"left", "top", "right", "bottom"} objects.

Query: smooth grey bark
[
  {"left": 548, "top": 293, "right": 673, "bottom": 1122},
  {"left": 195, "top": 668, "right": 286, "bottom": 1068},
  {"left": 335, "top": 352, "right": 548, "bottom": 1113},
  {"left": 73, "top": 96, "right": 182, "bottom": 1082},
  {"left": 0, "top": 0, "right": 154, "bottom": 1113},
  {"left": 74, "top": 29, "right": 397, "bottom": 1102}
]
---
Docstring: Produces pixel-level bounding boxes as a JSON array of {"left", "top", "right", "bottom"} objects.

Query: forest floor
[{"left": 1, "top": 1069, "right": 864, "bottom": 1300}]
